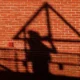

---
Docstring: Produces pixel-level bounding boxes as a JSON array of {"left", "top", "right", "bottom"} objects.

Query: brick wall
[{"left": 0, "top": 0, "right": 80, "bottom": 77}]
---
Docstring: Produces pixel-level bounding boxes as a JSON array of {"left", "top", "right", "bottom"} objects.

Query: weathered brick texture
[{"left": 0, "top": 0, "right": 80, "bottom": 77}]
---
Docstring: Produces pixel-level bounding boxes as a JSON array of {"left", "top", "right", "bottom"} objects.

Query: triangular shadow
[{"left": 13, "top": 2, "right": 80, "bottom": 40}]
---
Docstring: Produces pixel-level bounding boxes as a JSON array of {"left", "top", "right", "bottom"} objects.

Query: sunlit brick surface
[{"left": 0, "top": 0, "right": 80, "bottom": 78}]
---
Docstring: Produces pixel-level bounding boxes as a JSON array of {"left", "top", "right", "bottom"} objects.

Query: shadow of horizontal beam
[
  {"left": 0, "top": 47, "right": 80, "bottom": 67},
  {"left": 0, "top": 48, "right": 80, "bottom": 56},
  {"left": 58, "top": 52, "right": 80, "bottom": 56},
  {"left": 0, "top": 57, "right": 79, "bottom": 67},
  {"left": 0, "top": 48, "right": 23, "bottom": 51},
  {"left": 50, "top": 61, "right": 80, "bottom": 66},
  {"left": 53, "top": 39, "right": 80, "bottom": 42},
  {"left": 12, "top": 38, "right": 80, "bottom": 42},
  {"left": 0, "top": 58, "right": 23, "bottom": 62}
]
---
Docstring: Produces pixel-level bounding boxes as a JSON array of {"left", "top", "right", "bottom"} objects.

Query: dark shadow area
[
  {"left": 0, "top": 2, "right": 80, "bottom": 80},
  {"left": 22, "top": 31, "right": 57, "bottom": 80},
  {"left": 0, "top": 71, "right": 80, "bottom": 80}
]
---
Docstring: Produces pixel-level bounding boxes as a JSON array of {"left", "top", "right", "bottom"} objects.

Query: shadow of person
[{"left": 24, "top": 31, "right": 57, "bottom": 80}]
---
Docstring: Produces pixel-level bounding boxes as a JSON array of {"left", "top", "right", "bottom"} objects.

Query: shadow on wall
[{"left": 0, "top": 2, "right": 80, "bottom": 80}]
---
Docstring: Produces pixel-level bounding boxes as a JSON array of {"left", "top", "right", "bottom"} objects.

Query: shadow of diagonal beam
[
  {"left": 0, "top": 64, "right": 12, "bottom": 72},
  {"left": 13, "top": 3, "right": 45, "bottom": 39},
  {"left": 46, "top": 3, "right": 80, "bottom": 37}
]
